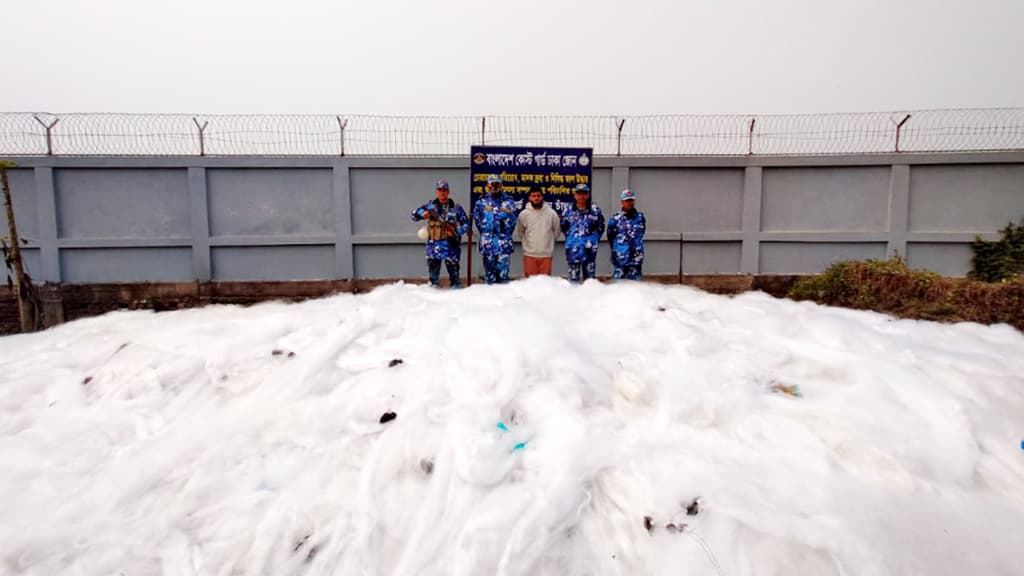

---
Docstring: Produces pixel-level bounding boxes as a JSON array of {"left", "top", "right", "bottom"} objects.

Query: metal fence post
[
  {"left": 747, "top": 117, "right": 757, "bottom": 156},
  {"left": 32, "top": 115, "right": 60, "bottom": 156},
  {"left": 894, "top": 114, "right": 911, "bottom": 152},
  {"left": 336, "top": 116, "right": 348, "bottom": 157},
  {"left": 192, "top": 117, "right": 209, "bottom": 156},
  {"left": 616, "top": 118, "right": 626, "bottom": 156}
]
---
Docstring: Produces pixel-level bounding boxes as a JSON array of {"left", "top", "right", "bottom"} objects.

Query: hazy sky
[{"left": 3, "top": 0, "right": 1022, "bottom": 115}]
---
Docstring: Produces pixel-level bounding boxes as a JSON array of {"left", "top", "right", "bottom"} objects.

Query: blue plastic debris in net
[{"left": 498, "top": 422, "right": 526, "bottom": 451}]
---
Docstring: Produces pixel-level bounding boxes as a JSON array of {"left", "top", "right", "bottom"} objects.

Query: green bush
[{"left": 970, "top": 219, "right": 1024, "bottom": 283}]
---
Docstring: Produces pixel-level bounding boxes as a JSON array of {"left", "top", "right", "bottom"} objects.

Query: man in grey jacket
[{"left": 514, "top": 186, "right": 562, "bottom": 276}]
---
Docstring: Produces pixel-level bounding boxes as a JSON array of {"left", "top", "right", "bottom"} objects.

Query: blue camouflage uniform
[
  {"left": 411, "top": 198, "right": 470, "bottom": 287},
  {"left": 473, "top": 192, "right": 518, "bottom": 284},
  {"left": 607, "top": 208, "right": 646, "bottom": 280},
  {"left": 560, "top": 201, "right": 605, "bottom": 283}
]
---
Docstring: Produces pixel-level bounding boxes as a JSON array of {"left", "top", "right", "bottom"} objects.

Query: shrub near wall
[
  {"left": 970, "top": 219, "right": 1024, "bottom": 283},
  {"left": 788, "top": 258, "right": 1024, "bottom": 330}
]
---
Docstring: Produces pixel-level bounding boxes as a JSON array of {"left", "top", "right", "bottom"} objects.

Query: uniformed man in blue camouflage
[
  {"left": 410, "top": 179, "right": 470, "bottom": 288},
  {"left": 606, "top": 188, "right": 647, "bottom": 280},
  {"left": 472, "top": 174, "right": 518, "bottom": 284},
  {"left": 560, "top": 182, "right": 605, "bottom": 283}
]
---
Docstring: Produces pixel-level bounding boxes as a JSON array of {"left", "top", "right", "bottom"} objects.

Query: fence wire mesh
[{"left": 1, "top": 109, "right": 1022, "bottom": 157}]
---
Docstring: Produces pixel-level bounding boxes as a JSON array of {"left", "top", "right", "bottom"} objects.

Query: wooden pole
[{"left": 1, "top": 161, "right": 36, "bottom": 332}]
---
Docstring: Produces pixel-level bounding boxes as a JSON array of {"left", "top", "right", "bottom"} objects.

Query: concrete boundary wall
[{"left": 3, "top": 152, "right": 1023, "bottom": 284}]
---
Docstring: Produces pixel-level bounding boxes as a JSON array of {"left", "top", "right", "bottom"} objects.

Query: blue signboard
[{"left": 470, "top": 145, "right": 594, "bottom": 215}]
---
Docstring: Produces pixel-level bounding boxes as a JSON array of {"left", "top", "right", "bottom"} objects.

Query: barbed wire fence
[{"left": 1, "top": 108, "right": 1022, "bottom": 157}]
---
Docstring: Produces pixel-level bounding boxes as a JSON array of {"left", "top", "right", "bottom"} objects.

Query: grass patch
[{"left": 788, "top": 257, "right": 1024, "bottom": 330}]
